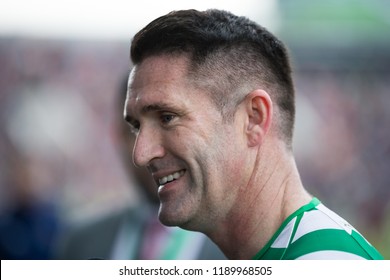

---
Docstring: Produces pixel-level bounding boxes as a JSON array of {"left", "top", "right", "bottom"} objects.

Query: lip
[
  {"left": 158, "top": 178, "right": 179, "bottom": 194},
  {"left": 152, "top": 169, "right": 186, "bottom": 187},
  {"left": 154, "top": 170, "right": 186, "bottom": 199}
]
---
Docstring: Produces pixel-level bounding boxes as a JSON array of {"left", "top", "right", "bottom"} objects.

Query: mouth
[{"left": 157, "top": 169, "right": 186, "bottom": 186}]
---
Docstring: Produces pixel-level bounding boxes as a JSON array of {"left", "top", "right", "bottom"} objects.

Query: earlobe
[{"left": 245, "top": 90, "right": 273, "bottom": 147}]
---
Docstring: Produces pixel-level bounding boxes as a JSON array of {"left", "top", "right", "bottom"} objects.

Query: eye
[{"left": 160, "top": 113, "right": 176, "bottom": 124}]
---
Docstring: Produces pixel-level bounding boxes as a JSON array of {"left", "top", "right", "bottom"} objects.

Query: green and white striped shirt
[{"left": 253, "top": 197, "right": 384, "bottom": 260}]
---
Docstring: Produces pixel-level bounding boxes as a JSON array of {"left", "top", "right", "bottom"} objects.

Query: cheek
[
  {"left": 168, "top": 123, "right": 212, "bottom": 156},
  {"left": 214, "top": 129, "right": 247, "bottom": 180},
  {"left": 165, "top": 116, "right": 237, "bottom": 175}
]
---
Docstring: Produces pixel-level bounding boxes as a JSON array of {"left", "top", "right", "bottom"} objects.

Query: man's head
[
  {"left": 124, "top": 9, "right": 296, "bottom": 231},
  {"left": 130, "top": 9, "right": 295, "bottom": 147}
]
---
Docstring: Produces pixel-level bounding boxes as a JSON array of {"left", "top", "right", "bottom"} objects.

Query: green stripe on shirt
[
  {"left": 253, "top": 198, "right": 384, "bottom": 260},
  {"left": 284, "top": 229, "right": 372, "bottom": 259}
]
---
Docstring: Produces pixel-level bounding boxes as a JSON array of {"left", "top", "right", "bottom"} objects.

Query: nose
[{"left": 133, "top": 126, "right": 165, "bottom": 167}]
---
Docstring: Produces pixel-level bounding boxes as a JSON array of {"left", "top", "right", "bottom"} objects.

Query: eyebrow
[
  {"left": 141, "top": 102, "right": 176, "bottom": 114},
  {"left": 124, "top": 101, "right": 183, "bottom": 123}
]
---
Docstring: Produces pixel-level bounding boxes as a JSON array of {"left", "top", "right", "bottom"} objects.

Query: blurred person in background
[
  {"left": 124, "top": 9, "right": 384, "bottom": 260},
  {"left": 55, "top": 74, "right": 225, "bottom": 260},
  {"left": 0, "top": 141, "right": 61, "bottom": 260}
]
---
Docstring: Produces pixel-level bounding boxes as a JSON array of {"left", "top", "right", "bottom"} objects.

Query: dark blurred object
[
  {"left": 0, "top": 199, "right": 60, "bottom": 260},
  {"left": 0, "top": 148, "right": 61, "bottom": 260}
]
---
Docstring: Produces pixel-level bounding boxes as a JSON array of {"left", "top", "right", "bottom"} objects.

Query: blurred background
[{"left": 0, "top": 0, "right": 389, "bottom": 259}]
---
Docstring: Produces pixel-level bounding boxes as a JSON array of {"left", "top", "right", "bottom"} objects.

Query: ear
[{"left": 244, "top": 89, "right": 273, "bottom": 147}]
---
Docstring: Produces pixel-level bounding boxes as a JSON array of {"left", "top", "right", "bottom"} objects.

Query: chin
[
  {"left": 158, "top": 210, "right": 183, "bottom": 227},
  {"left": 158, "top": 215, "right": 178, "bottom": 227},
  {"left": 158, "top": 210, "right": 203, "bottom": 233},
  {"left": 158, "top": 206, "right": 190, "bottom": 228}
]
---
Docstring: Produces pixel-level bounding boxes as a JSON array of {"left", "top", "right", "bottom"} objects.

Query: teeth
[{"left": 158, "top": 170, "right": 185, "bottom": 185}]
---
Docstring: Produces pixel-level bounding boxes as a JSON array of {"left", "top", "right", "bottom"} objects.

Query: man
[
  {"left": 124, "top": 9, "right": 384, "bottom": 260},
  {"left": 56, "top": 75, "right": 225, "bottom": 260}
]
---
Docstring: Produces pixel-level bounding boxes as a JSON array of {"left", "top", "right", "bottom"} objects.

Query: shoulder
[
  {"left": 284, "top": 203, "right": 383, "bottom": 259},
  {"left": 255, "top": 198, "right": 383, "bottom": 260}
]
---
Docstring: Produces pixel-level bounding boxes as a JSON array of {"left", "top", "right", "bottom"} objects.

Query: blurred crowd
[
  {"left": 0, "top": 35, "right": 389, "bottom": 259},
  {"left": 0, "top": 38, "right": 133, "bottom": 259},
  {"left": 294, "top": 69, "right": 390, "bottom": 233}
]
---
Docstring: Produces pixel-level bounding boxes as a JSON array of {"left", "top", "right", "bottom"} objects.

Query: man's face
[{"left": 124, "top": 55, "right": 245, "bottom": 231}]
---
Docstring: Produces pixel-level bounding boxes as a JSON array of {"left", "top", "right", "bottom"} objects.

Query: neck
[{"left": 208, "top": 140, "right": 312, "bottom": 259}]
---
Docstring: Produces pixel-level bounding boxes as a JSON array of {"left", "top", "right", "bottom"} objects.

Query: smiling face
[{"left": 124, "top": 54, "right": 247, "bottom": 231}]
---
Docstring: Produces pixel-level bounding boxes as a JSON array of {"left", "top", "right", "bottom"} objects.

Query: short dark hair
[{"left": 130, "top": 9, "right": 295, "bottom": 148}]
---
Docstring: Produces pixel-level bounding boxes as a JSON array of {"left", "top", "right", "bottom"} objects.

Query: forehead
[
  {"left": 125, "top": 55, "right": 196, "bottom": 113},
  {"left": 128, "top": 54, "right": 190, "bottom": 97}
]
